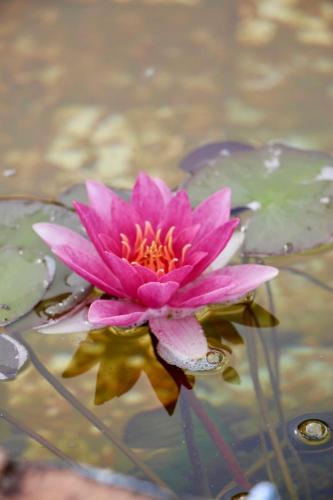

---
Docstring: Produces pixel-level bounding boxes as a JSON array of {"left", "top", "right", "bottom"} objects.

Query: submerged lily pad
[
  {"left": 0, "top": 248, "right": 53, "bottom": 326},
  {"left": 0, "top": 334, "right": 28, "bottom": 380},
  {"left": 184, "top": 143, "right": 333, "bottom": 255},
  {"left": 0, "top": 199, "right": 92, "bottom": 325}
]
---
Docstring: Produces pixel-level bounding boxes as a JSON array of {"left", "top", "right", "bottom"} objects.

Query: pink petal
[
  {"left": 37, "top": 307, "right": 94, "bottom": 334},
  {"left": 149, "top": 315, "right": 208, "bottom": 360},
  {"left": 131, "top": 172, "right": 167, "bottom": 228},
  {"left": 34, "top": 223, "right": 92, "bottom": 253},
  {"left": 159, "top": 265, "right": 193, "bottom": 285},
  {"left": 154, "top": 177, "right": 173, "bottom": 204},
  {"left": 210, "top": 231, "right": 245, "bottom": 270},
  {"left": 33, "top": 223, "right": 124, "bottom": 297},
  {"left": 171, "top": 264, "right": 278, "bottom": 308},
  {"left": 111, "top": 193, "right": 140, "bottom": 243},
  {"left": 170, "top": 272, "right": 232, "bottom": 308},
  {"left": 73, "top": 201, "right": 113, "bottom": 260},
  {"left": 159, "top": 190, "right": 193, "bottom": 237},
  {"left": 86, "top": 180, "right": 114, "bottom": 225},
  {"left": 185, "top": 219, "right": 239, "bottom": 281},
  {"left": 104, "top": 252, "right": 144, "bottom": 297},
  {"left": 193, "top": 187, "right": 231, "bottom": 237},
  {"left": 137, "top": 281, "right": 179, "bottom": 308},
  {"left": 173, "top": 224, "right": 201, "bottom": 254},
  {"left": 88, "top": 299, "right": 147, "bottom": 327},
  {"left": 212, "top": 264, "right": 279, "bottom": 303}
]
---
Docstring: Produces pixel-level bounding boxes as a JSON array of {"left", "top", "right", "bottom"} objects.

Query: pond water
[{"left": 0, "top": 0, "right": 333, "bottom": 498}]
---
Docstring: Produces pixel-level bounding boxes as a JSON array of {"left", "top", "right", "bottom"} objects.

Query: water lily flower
[{"left": 33, "top": 173, "right": 278, "bottom": 369}]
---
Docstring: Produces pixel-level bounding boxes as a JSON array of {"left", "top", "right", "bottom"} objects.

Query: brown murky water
[{"left": 0, "top": 0, "right": 333, "bottom": 498}]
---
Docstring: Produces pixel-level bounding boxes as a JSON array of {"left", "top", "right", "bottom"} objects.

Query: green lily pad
[
  {"left": 184, "top": 144, "right": 333, "bottom": 255},
  {"left": 0, "top": 248, "right": 53, "bottom": 326},
  {"left": 0, "top": 199, "right": 92, "bottom": 324}
]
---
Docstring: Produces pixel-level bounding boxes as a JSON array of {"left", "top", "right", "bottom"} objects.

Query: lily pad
[
  {"left": 0, "top": 199, "right": 92, "bottom": 324},
  {"left": 0, "top": 248, "right": 53, "bottom": 326},
  {"left": 184, "top": 143, "right": 333, "bottom": 255},
  {"left": 180, "top": 141, "right": 254, "bottom": 174},
  {"left": 0, "top": 334, "right": 28, "bottom": 380}
]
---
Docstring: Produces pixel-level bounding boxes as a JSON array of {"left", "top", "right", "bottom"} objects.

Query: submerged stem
[
  {"left": 0, "top": 409, "right": 77, "bottom": 466},
  {"left": 13, "top": 332, "right": 174, "bottom": 496},
  {"left": 244, "top": 308, "right": 298, "bottom": 499},
  {"left": 185, "top": 388, "right": 251, "bottom": 491},
  {"left": 179, "top": 390, "right": 211, "bottom": 497}
]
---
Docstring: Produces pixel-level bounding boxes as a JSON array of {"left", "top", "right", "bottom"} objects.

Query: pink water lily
[{"left": 34, "top": 173, "right": 278, "bottom": 368}]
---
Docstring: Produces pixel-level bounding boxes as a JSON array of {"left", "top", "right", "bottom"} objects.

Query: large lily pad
[
  {"left": 0, "top": 199, "right": 92, "bottom": 325},
  {"left": 0, "top": 334, "right": 28, "bottom": 380},
  {"left": 184, "top": 143, "right": 333, "bottom": 255}
]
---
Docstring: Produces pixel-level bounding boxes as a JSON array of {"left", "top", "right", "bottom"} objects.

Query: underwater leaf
[
  {"left": 123, "top": 407, "right": 183, "bottom": 449},
  {"left": 0, "top": 199, "right": 92, "bottom": 324},
  {"left": 222, "top": 366, "right": 241, "bottom": 385},
  {"left": 62, "top": 329, "right": 188, "bottom": 412},
  {"left": 184, "top": 143, "right": 333, "bottom": 255},
  {"left": 0, "top": 248, "right": 53, "bottom": 326},
  {"left": 180, "top": 141, "right": 254, "bottom": 174},
  {"left": 0, "top": 334, "right": 28, "bottom": 380},
  {"left": 206, "top": 303, "right": 279, "bottom": 329}
]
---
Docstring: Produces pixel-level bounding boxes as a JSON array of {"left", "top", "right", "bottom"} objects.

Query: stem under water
[{"left": 12, "top": 332, "right": 174, "bottom": 496}]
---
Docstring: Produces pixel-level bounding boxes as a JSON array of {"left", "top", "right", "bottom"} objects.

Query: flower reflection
[{"left": 62, "top": 303, "right": 278, "bottom": 411}]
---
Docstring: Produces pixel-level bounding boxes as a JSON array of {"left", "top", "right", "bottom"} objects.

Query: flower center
[{"left": 120, "top": 221, "right": 191, "bottom": 275}]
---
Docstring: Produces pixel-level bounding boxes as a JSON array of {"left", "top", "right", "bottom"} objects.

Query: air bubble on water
[
  {"left": 316, "top": 166, "right": 333, "bottom": 181},
  {"left": 320, "top": 196, "right": 330, "bottom": 205},
  {"left": 206, "top": 350, "right": 223, "bottom": 365},
  {"left": 283, "top": 242, "right": 294, "bottom": 253},
  {"left": 297, "top": 419, "right": 331, "bottom": 444},
  {"left": 157, "top": 344, "right": 227, "bottom": 373},
  {"left": 2, "top": 168, "right": 16, "bottom": 177}
]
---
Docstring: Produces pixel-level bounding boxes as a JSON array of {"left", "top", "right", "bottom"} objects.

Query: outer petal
[
  {"left": 184, "top": 219, "right": 239, "bottom": 281},
  {"left": 171, "top": 264, "right": 278, "bottom": 308},
  {"left": 210, "top": 231, "right": 245, "bottom": 270},
  {"left": 149, "top": 315, "right": 208, "bottom": 361},
  {"left": 37, "top": 307, "right": 94, "bottom": 334},
  {"left": 137, "top": 281, "right": 179, "bottom": 308},
  {"left": 33, "top": 223, "right": 124, "bottom": 297},
  {"left": 88, "top": 299, "right": 147, "bottom": 327},
  {"left": 73, "top": 201, "right": 121, "bottom": 259},
  {"left": 193, "top": 187, "right": 231, "bottom": 237},
  {"left": 131, "top": 172, "right": 167, "bottom": 228},
  {"left": 211, "top": 264, "right": 279, "bottom": 303}
]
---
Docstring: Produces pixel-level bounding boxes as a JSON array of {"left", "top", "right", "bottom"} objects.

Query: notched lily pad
[
  {"left": 0, "top": 199, "right": 92, "bottom": 325},
  {"left": 0, "top": 334, "right": 28, "bottom": 380},
  {"left": 184, "top": 143, "right": 333, "bottom": 255}
]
